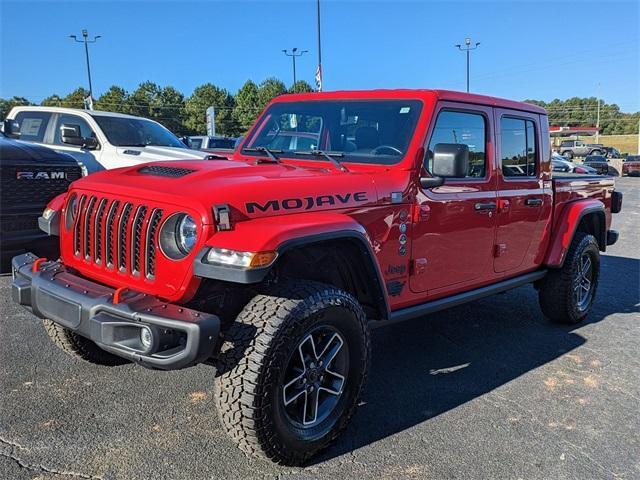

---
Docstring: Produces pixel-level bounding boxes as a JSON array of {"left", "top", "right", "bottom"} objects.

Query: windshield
[
  {"left": 243, "top": 100, "right": 423, "bottom": 165},
  {"left": 93, "top": 115, "right": 185, "bottom": 148}
]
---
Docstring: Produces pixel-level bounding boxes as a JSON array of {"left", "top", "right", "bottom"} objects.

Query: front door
[{"left": 410, "top": 104, "right": 497, "bottom": 294}]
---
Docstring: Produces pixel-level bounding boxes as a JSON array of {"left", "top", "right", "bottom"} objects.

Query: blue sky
[{"left": 1, "top": 0, "right": 639, "bottom": 111}]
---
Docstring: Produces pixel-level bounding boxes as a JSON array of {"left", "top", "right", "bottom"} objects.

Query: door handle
[
  {"left": 474, "top": 202, "right": 497, "bottom": 211},
  {"left": 525, "top": 198, "right": 543, "bottom": 206}
]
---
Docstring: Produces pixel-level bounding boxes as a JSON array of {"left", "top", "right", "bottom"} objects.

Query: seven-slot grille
[{"left": 71, "top": 194, "right": 164, "bottom": 280}]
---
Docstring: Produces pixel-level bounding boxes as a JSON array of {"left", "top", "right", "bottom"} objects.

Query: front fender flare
[
  {"left": 543, "top": 200, "right": 605, "bottom": 268},
  {"left": 192, "top": 213, "right": 389, "bottom": 316}
]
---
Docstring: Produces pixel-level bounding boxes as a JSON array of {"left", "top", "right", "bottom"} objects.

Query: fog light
[{"left": 140, "top": 327, "right": 153, "bottom": 351}]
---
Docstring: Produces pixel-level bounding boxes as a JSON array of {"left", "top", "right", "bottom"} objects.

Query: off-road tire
[
  {"left": 538, "top": 232, "right": 600, "bottom": 324},
  {"left": 214, "top": 281, "right": 370, "bottom": 465},
  {"left": 43, "top": 319, "right": 129, "bottom": 366},
  {"left": 564, "top": 150, "right": 574, "bottom": 159}
]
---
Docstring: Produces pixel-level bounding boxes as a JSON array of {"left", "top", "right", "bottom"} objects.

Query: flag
[{"left": 315, "top": 64, "right": 323, "bottom": 92}]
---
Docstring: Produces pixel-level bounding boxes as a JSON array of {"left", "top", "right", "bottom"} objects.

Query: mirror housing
[
  {"left": 432, "top": 143, "right": 469, "bottom": 178},
  {"left": 2, "top": 119, "right": 21, "bottom": 138},
  {"left": 60, "top": 124, "right": 98, "bottom": 149},
  {"left": 419, "top": 143, "right": 470, "bottom": 189},
  {"left": 60, "top": 124, "right": 84, "bottom": 146}
]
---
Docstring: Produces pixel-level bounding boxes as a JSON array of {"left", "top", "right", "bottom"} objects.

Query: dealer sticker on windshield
[{"left": 399, "top": 107, "right": 411, "bottom": 114}]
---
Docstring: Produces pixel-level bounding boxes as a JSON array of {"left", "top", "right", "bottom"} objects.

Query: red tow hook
[
  {"left": 32, "top": 258, "right": 47, "bottom": 273},
  {"left": 112, "top": 286, "right": 128, "bottom": 304}
]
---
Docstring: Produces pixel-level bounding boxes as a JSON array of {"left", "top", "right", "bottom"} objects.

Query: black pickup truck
[{"left": 0, "top": 137, "right": 82, "bottom": 271}]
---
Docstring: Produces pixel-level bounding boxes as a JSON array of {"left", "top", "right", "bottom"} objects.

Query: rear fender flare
[{"left": 544, "top": 200, "right": 606, "bottom": 268}]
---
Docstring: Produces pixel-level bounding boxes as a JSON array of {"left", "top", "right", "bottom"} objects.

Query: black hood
[{"left": 0, "top": 137, "right": 78, "bottom": 165}]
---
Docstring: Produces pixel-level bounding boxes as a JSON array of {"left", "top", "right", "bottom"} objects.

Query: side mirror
[
  {"left": 432, "top": 143, "right": 469, "bottom": 177},
  {"left": 2, "top": 119, "right": 21, "bottom": 138},
  {"left": 60, "top": 124, "right": 84, "bottom": 146},
  {"left": 83, "top": 137, "right": 99, "bottom": 150}
]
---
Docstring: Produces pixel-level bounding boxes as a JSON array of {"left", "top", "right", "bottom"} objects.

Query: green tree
[
  {"left": 288, "top": 80, "right": 314, "bottom": 94},
  {"left": 257, "top": 77, "right": 286, "bottom": 111},
  {"left": 127, "top": 81, "right": 161, "bottom": 118},
  {"left": 157, "top": 86, "right": 187, "bottom": 135},
  {"left": 95, "top": 86, "right": 130, "bottom": 113},
  {"left": 185, "top": 83, "right": 238, "bottom": 136},
  {"left": 233, "top": 80, "right": 260, "bottom": 133},
  {"left": 61, "top": 87, "right": 90, "bottom": 108},
  {"left": 41, "top": 94, "right": 63, "bottom": 107},
  {"left": 0, "top": 96, "right": 31, "bottom": 119}
]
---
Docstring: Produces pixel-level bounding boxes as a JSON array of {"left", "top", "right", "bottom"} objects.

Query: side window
[
  {"left": 52, "top": 114, "right": 96, "bottom": 145},
  {"left": 426, "top": 110, "right": 486, "bottom": 178},
  {"left": 500, "top": 117, "right": 537, "bottom": 177},
  {"left": 14, "top": 111, "right": 52, "bottom": 142}
]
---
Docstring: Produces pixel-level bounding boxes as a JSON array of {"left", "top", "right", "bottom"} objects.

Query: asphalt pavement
[{"left": 1, "top": 178, "right": 638, "bottom": 480}]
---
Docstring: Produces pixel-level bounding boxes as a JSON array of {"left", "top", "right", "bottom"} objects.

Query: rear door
[
  {"left": 494, "top": 110, "right": 552, "bottom": 273},
  {"left": 410, "top": 103, "right": 497, "bottom": 293}
]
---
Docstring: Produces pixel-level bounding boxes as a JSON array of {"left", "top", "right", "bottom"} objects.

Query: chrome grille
[{"left": 72, "top": 196, "right": 160, "bottom": 280}]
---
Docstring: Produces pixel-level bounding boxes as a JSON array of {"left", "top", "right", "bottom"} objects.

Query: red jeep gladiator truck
[{"left": 11, "top": 89, "right": 622, "bottom": 465}]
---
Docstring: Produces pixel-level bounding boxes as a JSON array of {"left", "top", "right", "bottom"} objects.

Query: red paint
[
  {"left": 32, "top": 258, "right": 47, "bottom": 272},
  {"left": 45, "top": 89, "right": 617, "bottom": 313}
]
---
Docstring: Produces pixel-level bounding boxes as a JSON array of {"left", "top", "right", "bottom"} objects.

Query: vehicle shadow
[{"left": 315, "top": 254, "right": 639, "bottom": 462}]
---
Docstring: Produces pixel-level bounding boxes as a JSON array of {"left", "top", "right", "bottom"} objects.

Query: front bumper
[{"left": 11, "top": 253, "right": 220, "bottom": 370}]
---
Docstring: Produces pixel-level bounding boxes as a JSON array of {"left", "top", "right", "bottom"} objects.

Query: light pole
[
  {"left": 69, "top": 29, "right": 101, "bottom": 108},
  {"left": 455, "top": 37, "right": 480, "bottom": 93},
  {"left": 282, "top": 48, "right": 308, "bottom": 87}
]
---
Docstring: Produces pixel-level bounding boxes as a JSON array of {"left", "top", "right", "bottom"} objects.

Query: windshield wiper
[
  {"left": 294, "top": 150, "right": 349, "bottom": 172},
  {"left": 243, "top": 147, "right": 282, "bottom": 163},
  {"left": 119, "top": 143, "right": 147, "bottom": 147}
]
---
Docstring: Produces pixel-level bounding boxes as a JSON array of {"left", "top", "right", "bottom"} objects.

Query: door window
[
  {"left": 14, "top": 111, "right": 52, "bottom": 142},
  {"left": 426, "top": 110, "right": 487, "bottom": 178},
  {"left": 500, "top": 117, "right": 537, "bottom": 177},
  {"left": 52, "top": 114, "right": 96, "bottom": 145}
]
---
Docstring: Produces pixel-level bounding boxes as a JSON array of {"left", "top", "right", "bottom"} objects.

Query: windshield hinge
[{"left": 213, "top": 204, "right": 232, "bottom": 231}]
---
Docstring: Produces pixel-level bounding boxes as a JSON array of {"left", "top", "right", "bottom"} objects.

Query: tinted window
[
  {"left": 92, "top": 115, "right": 185, "bottom": 148},
  {"left": 625, "top": 155, "right": 640, "bottom": 162},
  {"left": 14, "top": 111, "right": 52, "bottom": 142},
  {"left": 245, "top": 100, "right": 422, "bottom": 165},
  {"left": 426, "top": 110, "right": 486, "bottom": 178},
  {"left": 501, "top": 117, "right": 537, "bottom": 177},
  {"left": 560, "top": 141, "right": 572, "bottom": 147},
  {"left": 189, "top": 138, "right": 203, "bottom": 149},
  {"left": 53, "top": 114, "right": 96, "bottom": 145},
  {"left": 209, "top": 138, "right": 236, "bottom": 149}
]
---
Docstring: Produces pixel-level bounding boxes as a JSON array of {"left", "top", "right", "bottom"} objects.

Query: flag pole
[{"left": 316, "top": 0, "right": 323, "bottom": 91}]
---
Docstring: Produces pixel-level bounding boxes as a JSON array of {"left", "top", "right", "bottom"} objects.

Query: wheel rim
[
  {"left": 574, "top": 253, "right": 594, "bottom": 311},
  {"left": 281, "top": 326, "right": 348, "bottom": 428}
]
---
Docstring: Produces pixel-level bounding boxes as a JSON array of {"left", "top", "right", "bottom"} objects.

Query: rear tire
[
  {"left": 214, "top": 281, "right": 370, "bottom": 465},
  {"left": 538, "top": 232, "right": 600, "bottom": 324},
  {"left": 564, "top": 150, "right": 574, "bottom": 159},
  {"left": 43, "top": 320, "right": 129, "bottom": 366}
]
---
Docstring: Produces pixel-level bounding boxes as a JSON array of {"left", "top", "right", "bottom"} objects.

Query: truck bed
[{"left": 551, "top": 175, "right": 616, "bottom": 241}]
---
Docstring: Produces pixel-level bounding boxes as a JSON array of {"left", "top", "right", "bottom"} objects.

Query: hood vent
[{"left": 138, "top": 165, "right": 196, "bottom": 178}]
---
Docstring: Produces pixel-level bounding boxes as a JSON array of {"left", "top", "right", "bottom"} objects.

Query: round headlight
[
  {"left": 176, "top": 215, "right": 197, "bottom": 254},
  {"left": 159, "top": 212, "right": 198, "bottom": 260},
  {"left": 65, "top": 194, "right": 78, "bottom": 230}
]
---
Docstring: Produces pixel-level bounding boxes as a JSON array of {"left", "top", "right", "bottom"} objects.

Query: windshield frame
[
  {"left": 240, "top": 98, "right": 424, "bottom": 166},
  {"left": 92, "top": 114, "right": 186, "bottom": 148}
]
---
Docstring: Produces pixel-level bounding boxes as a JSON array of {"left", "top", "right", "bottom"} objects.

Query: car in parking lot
[
  {"left": 188, "top": 135, "right": 237, "bottom": 151},
  {"left": 559, "top": 140, "right": 606, "bottom": 159},
  {"left": 583, "top": 154, "right": 610, "bottom": 174},
  {"left": 3, "top": 107, "right": 218, "bottom": 174},
  {"left": 603, "top": 146, "right": 622, "bottom": 159},
  {"left": 551, "top": 154, "right": 598, "bottom": 174},
  {"left": 0, "top": 136, "right": 82, "bottom": 271},
  {"left": 622, "top": 155, "right": 640, "bottom": 176}
]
